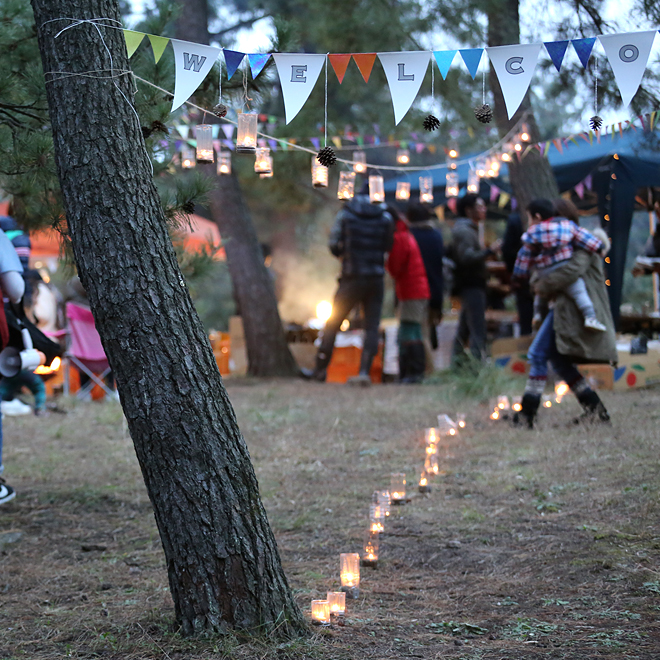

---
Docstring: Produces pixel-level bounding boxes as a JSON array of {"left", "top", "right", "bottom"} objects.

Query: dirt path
[{"left": 1, "top": 381, "right": 659, "bottom": 659}]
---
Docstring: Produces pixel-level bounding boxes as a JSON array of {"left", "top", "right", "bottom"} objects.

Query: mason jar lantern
[
  {"left": 236, "top": 113, "right": 258, "bottom": 153},
  {"left": 369, "top": 175, "right": 385, "bottom": 203},
  {"left": 420, "top": 176, "right": 434, "bottom": 203},
  {"left": 353, "top": 151, "right": 367, "bottom": 173},
  {"left": 181, "top": 144, "right": 196, "bottom": 169},
  {"left": 195, "top": 124, "right": 214, "bottom": 163},
  {"left": 337, "top": 171, "right": 356, "bottom": 200},
  {"left": 395, "top": 181, "right": 411, "bottom": 201},
  {"left": 312, "top": 156, "right": 329, "bottom": 188},
  {"left": 217, "top": 152, "right": 231, "bottom": 175}
]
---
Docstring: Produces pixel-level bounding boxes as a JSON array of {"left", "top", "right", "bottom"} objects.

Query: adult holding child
[{"left": 514, "top": 198, "right": 616, "bottom": 428}]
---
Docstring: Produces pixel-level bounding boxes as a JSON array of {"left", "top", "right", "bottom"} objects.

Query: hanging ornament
[
  {"left": 589, "top": 56, "right": 602, "bottom": 132},
  {"left": 213, "top": 103, "right": 228, "bottom": 118},
  {"left": 474, "top": 71, "right": 493, "bottom": 123},
  {"left": 423, "top": 114, "right": 441, "bottom": 132},
  {"left": 474, "top": 104, "right": 493, "bottom": 124},
  {"left": 423, "top": 63, "right": 440, "bottom": 131},
  {"left": 317, "top": 146, "right": 337, "bottom": 167}
]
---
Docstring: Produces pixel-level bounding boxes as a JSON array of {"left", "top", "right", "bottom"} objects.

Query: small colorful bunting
[
  {"left": 544, "top": 40, "right": 569, "bottom": 72},
  {"left": 123, "top": 30, "right": 145, "bottom": 58},
  {"left": 248, "top": 53, "right": 271, "bottom": 79},
  {"left": 571, "top": 37, "right": 596, "bottom": 68},
  {"left": 434, "top": 50, "right": 457, "bottom": 79},
  {"left": 148, "top": 34, "right": 170, "bottom": 63},
  {"left": 329, "top": 54, "right": 352, "bottom": 83},
  {"left": 352, "top": 53, "right": 377, "bottom": 82},
  {"left": 223, "top": 49, "right": 245, "bottom": 80},
  {"left": 459, "top": 49, "right": 484, "bottom": 79}
]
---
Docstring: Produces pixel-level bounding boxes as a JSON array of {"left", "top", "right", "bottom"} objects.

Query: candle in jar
[{"left": 311, "top": 599, "right": 330, "bottom": 624}]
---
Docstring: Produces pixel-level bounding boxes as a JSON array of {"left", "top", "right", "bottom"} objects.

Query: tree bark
[
  {"left": 487, "top": 0, "right": 559, "bottom": 213},
  {"left": 31, "top": 0, "right": 307, "bottom": 637},
  {"left": 175, "top": 0, "right": 299, "bottom": 377}
]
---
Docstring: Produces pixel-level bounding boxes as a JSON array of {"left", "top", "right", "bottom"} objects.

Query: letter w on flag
[{"left": 171, "top": 40, "right": 222, "bottom": 111}]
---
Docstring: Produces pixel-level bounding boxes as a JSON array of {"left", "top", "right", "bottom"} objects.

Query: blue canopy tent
[{"left": 385, "top": 129, "right": 660, "bottom": 326}]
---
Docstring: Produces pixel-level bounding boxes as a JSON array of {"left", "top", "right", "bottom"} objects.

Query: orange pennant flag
[
  {"left": 352, "top": 53, "right": 377, "bottom": 83},
  {"left": 329, "top": 54, "right": 351, "bottom": 84}
]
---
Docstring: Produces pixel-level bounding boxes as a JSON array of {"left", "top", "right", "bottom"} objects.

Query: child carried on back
[{"left": 513, "top": 198, "right": 607, "bottom": 332}]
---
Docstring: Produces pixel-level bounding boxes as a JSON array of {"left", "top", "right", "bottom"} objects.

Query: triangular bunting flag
[
  {"left": 248, "top": 53, "right": 271, "bottom": 78},
  {"left": 434, "top": 50, "right": 457, "bottom": 79},
  {"left": 221, "top": 124, "right": 235, "bottom": 140},
  {"left": 352, "top": 53, "right": 377, "bottom": 82},
  {"left": 123, "top": 30, "right": 145, "bottom": 58},
  {"left": 148, "top": 35, "right": 170, "bottom": 64},
  {"left": 223, "top": 49, "right": 245, "bottom": 80},
  {"left": 544, "top": 40, "right": 569, "bottom": 72},
  {"left": 575, "top": 182, "right": 585, "bottom": 199},
  {"left": 329, "top": 54, "right": 351, "bottom": 83},
  {"left": 598, "top": 31, "right": 657, "bottom": 107},
  {"left": 486, "top": 43, "right": 542, "bottom": 119},
  {"left": 273, "top": 53, "right": 325, "bottom": 124},
  {"left": 378, "top": 51, "right": 430, "bottom": 125},
  {"left": 310, "top": 137, "right": 320, "bottom": 150},
  {"left": 571, "top": 37, "right": 596, "bottom": 68},
  {"left": 459, "top": 49, "right": 484, "bottom": 79},
  {"left": 171, "top": 40, "right": 222, "bottom": 112}
]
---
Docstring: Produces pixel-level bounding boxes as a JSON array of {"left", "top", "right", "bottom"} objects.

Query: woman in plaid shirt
[{"left": 513, "top": 199, "right": 606, "bottom": 332}]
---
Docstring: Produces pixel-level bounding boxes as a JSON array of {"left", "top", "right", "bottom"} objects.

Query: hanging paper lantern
[
  {"left": 317, "top": 146, "right": 337, "bottom": 167},
  {"left": 445, "top": 172, "right": 459, "bottom": 198},
  {"left": 395, "top": 181, "right": 411, "bottom": 201},
  {"left": 520, "top": 123, "right": 531, "bottom": 142},
  {"left": 195, "top": 124, "right": 214, "bottom": 163},
  {"left": 353, "top": 151, "right": 367, "bottom": 174},
  {"left": 254, "top": 148, "right": 272, "bottom": 174},
  {"left": 337, "top": 171, "right": 356, "bottom": 200},
  {"left": 181, "top": 144, "right": 196, "bottom": 169},
  {"left": 217, "top": 152, "right": 231, "bottom": 175},
  {"left": 467, "top": 169, "right": 480, "bottom": 194},
  {"left": 236, "top": 113, "right": 258, "bottom": 153},
  {"left": 311, "top": 156, "right": 329, "bottom": 188},
  {"left": 368, "top": 175, "right": 385, "bottom": 203},
  {"left": 396, "top": 149, "right": 410, "bottom": 164},
  {"left": 475, "top": 159, "right": 487, "bottom": 178},
  {"left": 419, "top": 176, "right": 434, "bottom": 204}
]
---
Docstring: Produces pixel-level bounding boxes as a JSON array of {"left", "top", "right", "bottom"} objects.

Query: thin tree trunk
[
  {"left": 31, "top": 0, "right": 307, "bottom": 637},
  {"left": 176, "top": 0, "right": 298, "bottom": 377},
  {"left": 487, "top": 0, "right": 559, "bottom": 212}
]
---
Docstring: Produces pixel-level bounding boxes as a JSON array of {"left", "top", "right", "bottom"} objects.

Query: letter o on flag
[
  {"left": 505, "top": 56, "right": 524, "bottom": 75},
  {"left": 619, "top": 44, "right": 639, "bottom": 63}
]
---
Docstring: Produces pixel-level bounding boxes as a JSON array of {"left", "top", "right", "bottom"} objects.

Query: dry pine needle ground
[{"left": 0, "top": 379, "right": 659, "bottom": 659}]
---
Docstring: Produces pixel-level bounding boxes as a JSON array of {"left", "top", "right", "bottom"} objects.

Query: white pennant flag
[
  {"left": 486, "top": 43, "right": 542, "bottom": 119},
  {"left": 273, "top": 54, "right": 326, "bottom": 124},
  {"left": 171, "top": 39, "right": 222, "bottom": 112},
  {"left": 378, "top": 51, "right": 430, "bottom": 125},
  {"left": 599, "top": 31, "right": 657, "bottom": 107}
]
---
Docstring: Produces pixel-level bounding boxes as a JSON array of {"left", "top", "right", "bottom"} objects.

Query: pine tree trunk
[
  {"left": 205, "top": 168, "right": 300, "bottom": 377},
  {"left": 487, "top": 0, "right": 559, "bottom": 213},
  {"left": 31, "top": 0, "right": 307, "bottom": 637},
  {"left": 176, "top": 0, "right": 298, "bottom": 377}
]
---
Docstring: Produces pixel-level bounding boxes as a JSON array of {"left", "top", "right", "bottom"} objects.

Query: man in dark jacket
[
  {"left": 407, "top": 203, "right": 444, "bottom": 349},
  {"left": 502, "top": 212, "right": 534, "bottom": 335},
  {"left": 307, "top": 195, "right": 394, "bottom": 386},
  {"left": 450, "top": 194, "right": 500, "bottom": 366}
]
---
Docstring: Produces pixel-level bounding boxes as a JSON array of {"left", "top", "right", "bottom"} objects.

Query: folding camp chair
[{"left": 63, "top": 302, "right": 116, "bottom": 400}]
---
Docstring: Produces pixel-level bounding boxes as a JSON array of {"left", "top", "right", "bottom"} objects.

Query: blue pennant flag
[
  {"left": 223, "top": 49, "right": 245, "bottom": 80},
  {"left": 571, "top": 37, "right": 596, "bottom": 68},
  {"left": 248, "top": 53, "right": 271, "bottom": 79},
  {"left": 433, "top": 50, "right": 457, "bottom": 80},
  {"left": 459, "top": 49, "right": 484, "bottom": 79},
  {"left": 544, "top": 40, "right": 569, "bottom": 72}
]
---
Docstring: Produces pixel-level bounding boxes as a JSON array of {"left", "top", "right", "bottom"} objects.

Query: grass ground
[{"left": 1, "top": 375, "right": 659, "bottom": 659}]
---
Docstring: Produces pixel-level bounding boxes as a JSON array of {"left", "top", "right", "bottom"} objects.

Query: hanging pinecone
[
  {"left": 213, "top": 103, "right": 228, "bottom": 118},
  {"left": 589, "top": 115, "right": 603, "bottom": 131},
  {"left": 474, "top": 104, "right": 493, "bottom": 124},
  {"left": 317, "top": 146, "right": 337, "bottom": 167},
  {"left": 423, "top": 114, "right": 441, "bottom": 131}
]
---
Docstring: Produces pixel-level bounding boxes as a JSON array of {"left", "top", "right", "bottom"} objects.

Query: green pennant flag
[
  {"left": 123, "top": 30, "right": 145, "bottom": 58},
  {"left": 148, "top": 35, "right": 170, "bottom": 64},
  {"left": 278, "top": 140, "right": 289, "bottom": 151},
  {"left": 356, "top": 136, "right": 364, "bottom": 146}
]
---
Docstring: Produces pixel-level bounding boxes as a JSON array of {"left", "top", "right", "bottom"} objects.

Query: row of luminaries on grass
[
  {"left": 310, "top": 413, "right": 466, "bottom": 625},
  {"left": 488, "top": 381, "right": 570, "bottom": 421}
]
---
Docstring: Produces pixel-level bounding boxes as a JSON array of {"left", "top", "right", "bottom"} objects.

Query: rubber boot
[
  {"left": 575, "top": 389, "right": 610, "bottom": 424},
  {"left": 513, "top": 393, "right": 540, "bottom": 429},
  {"left": 400, "top": 341, "right": 425, "bottom": 384},
  {"left": 347, "top": 349, "right": 376, "bottom": 387}
]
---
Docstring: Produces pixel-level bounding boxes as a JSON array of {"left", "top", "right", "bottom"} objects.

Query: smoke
[{"left": 274, "top": 246, "right": 339, "bottom": 324}]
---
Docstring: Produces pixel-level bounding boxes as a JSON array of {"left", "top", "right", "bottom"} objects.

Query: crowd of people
[{"left": 304, "top": 190, "right": 616, "bottom": 426}]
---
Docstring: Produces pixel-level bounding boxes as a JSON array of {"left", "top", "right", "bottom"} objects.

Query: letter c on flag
[
  {"left": 505, "top": 56, "right": 524, "bottom": 75},
  {"left": 619, "top": 44, "right": 639, "bottom": 63}
]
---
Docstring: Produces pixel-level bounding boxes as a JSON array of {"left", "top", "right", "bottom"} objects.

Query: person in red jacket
[{"left": 386, "top": 209, "right": 430, "bottom": 383}]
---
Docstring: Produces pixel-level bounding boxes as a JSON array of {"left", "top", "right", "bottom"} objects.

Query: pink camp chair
[{"left": 63, "top": 302, "right": 115, "bottom": 399}]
